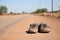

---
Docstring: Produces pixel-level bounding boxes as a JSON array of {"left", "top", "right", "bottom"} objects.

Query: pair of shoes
[
  {"left": 26, "top": 23, "right": 51, "bottom": 34},
  {"left": 38, "top": 23, "right": 51, "bottom": 33}
]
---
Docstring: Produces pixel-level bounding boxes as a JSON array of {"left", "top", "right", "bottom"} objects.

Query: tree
[
  {"left": 35, "top": 8, "right": 48, "bottom": 13},
  {"left": 0, "top": 6, "right": 8, "bottom": 15}
]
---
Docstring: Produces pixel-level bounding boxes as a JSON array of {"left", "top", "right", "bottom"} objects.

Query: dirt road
[{"left": 0, "top": 14, "right": 60, "bottom": 40}]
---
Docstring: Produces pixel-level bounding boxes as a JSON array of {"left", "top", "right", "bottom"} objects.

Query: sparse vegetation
[{"left": 10, "top": 12, "right": 13, "bottom": 14}]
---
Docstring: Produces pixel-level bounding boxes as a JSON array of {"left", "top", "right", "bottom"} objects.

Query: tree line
[{"left": 0, "top": 5, "right": 60, "bottom": 15}]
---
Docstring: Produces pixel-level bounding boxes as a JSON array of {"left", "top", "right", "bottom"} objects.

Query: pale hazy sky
[{"left": 0, "top": 0, "right": 60, "bottom": 13}]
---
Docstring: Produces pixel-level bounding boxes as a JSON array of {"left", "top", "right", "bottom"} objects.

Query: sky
[{"left": 0, "top": 0, "right": 60, "bottom": 13}]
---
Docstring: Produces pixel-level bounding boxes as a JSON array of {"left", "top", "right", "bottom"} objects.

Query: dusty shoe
[
  {"left": 26, "top": 23, "right": 38, "bottom": 34},
  {"left": 40, "top": 26, "right": 51, "bottom": 33},
  {"left": 38, "top": 23, "right": 51, "bottom": 33}
]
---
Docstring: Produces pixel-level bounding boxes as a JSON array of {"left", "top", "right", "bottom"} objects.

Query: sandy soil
[{"left": 0, "top": 14, "right": 60, "bottom": 40}]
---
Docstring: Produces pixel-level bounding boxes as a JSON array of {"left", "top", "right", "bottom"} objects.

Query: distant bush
[{"left": 35, "top": 8, "right": 48, "bottom": 13}]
